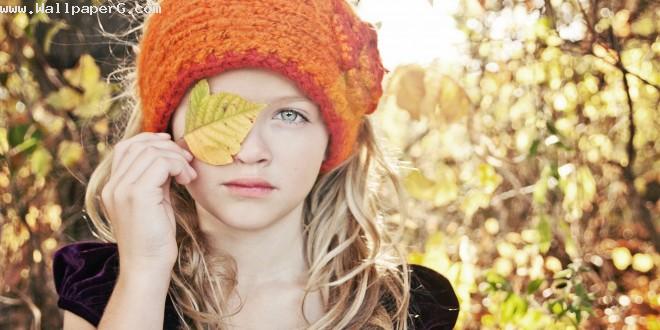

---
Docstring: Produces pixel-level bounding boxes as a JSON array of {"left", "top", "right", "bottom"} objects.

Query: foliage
[
  {"left": 0, "top": 0, "right": 658, "bottom": 329},
  {"left": 0, "top": 7, "right": 118, "bottom": 329},
  {"left": 373, "top": 0, "right": 659, "bottom": 328}
]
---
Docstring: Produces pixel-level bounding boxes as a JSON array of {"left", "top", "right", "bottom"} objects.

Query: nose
[{"left": 232, "top": 122, "right": 271, "bottom": 166}]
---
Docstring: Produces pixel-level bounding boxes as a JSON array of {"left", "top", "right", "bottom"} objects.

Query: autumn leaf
[
  {"left": 398, "top": 67, "right": 427, "bottom": 120},
  {"left": 45, "top": 54, "right": 112, "bottom": 118},
  {"left": 389, "top": 64, "right": 426, "bottom": 120},
  {"left": 388, "top": 64, "right": 471, "bottom": 126},
  {"left": 182, "top": 79, "right": 267, "bottom": 165}
]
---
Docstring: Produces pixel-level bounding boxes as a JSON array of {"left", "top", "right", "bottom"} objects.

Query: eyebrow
[
  {"left": 268, "top": 96, "right": 314, "bottom": 105},
  {"left": 266, "top": 96, "right": 318, "bottom": 117}
]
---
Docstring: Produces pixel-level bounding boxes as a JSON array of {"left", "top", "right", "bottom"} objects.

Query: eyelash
[{"left": 274, "top": 108, "right": 309, "bottom": 124}]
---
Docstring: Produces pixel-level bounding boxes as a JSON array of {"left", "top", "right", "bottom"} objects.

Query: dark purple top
[{"left": 53, "top": 241, "right": 459, "bottom": 329}]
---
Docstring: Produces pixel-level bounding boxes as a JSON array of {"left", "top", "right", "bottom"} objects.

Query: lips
[
  {"left": 222, "top": 178, "right": 275, "bottom": 198},
  {"left": 222, "top": 178, "right": 275, "bottom": 189}
]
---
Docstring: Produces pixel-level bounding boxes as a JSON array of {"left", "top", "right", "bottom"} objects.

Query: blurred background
[{"left": 0, "top": 0, "right": 657, "bottom": 328}]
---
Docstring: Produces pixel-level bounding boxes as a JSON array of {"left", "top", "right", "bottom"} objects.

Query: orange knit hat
[{"left": 137, "top": 0, "right": 387, "bottom": 174}]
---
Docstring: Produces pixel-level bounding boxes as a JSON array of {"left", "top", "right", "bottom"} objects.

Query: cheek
[
  {"left": 184, "top": 161, "right": 217, "bottom": 192},
  {"left": 272, "top": 130, "right": 327, "bottom": 166}
]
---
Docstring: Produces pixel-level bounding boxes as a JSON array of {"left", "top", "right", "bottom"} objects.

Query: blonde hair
[{"left": 86, "top": 2, "right": 411, "bottom": 329}]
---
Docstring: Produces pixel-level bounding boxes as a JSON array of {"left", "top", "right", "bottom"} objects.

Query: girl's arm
[
  {"left": 97, "top": 271, "right": 172, "bottom": 329},
  {"left": 63, "top": 311, "right": 96, "bottom": 330}
]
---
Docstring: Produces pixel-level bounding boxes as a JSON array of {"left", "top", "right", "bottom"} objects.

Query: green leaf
[
  {"left": 500, "top": 293, "right": 528, "bottom": 323},
  {"left": 553, "top": 268, "right": 572, "bottom": 280},
  {"left": 30, "top": 146, "right": 53, "bottom": 178},
  {"left": 8, "top": 124, "right": 41, "bottom": 155},
  {"left": 537, "top": 214, "right": 552, "bottom": 253},
  {"left": 528, "top": 138, "right": 540, "bottom": 156},
  {"left": 8, "top": 124, "right": 29, "bottom": 147},
  {"left": 549, "top": 300, "right": 566, "bottom": 316},
  {"left": 527, "top": 279, "right": 544, "bottom": 294}
]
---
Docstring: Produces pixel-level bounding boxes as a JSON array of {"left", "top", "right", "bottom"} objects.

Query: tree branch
[{"left": 608, "top": 26, "right": 660, "bottom": 252}]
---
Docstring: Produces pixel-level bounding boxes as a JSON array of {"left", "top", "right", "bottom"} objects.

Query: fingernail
[
  {"left": 158, "top": 132, "right": 171, "bottom": 138},
  {"left": 185, "top": 151, "right": 194, "bottom": 160}
]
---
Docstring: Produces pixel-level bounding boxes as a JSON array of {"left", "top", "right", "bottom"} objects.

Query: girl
[{"left": 52, "top": 0, "right": 459, "bottom": 329}]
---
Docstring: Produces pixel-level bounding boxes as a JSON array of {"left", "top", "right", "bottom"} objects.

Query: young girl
[{"left": 52, "top": 0, "right": 459, "bottom": 329}]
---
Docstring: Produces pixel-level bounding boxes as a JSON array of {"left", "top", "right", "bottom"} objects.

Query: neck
[{"left": 195, "top": 203, "right": 308, "bottom": 289}]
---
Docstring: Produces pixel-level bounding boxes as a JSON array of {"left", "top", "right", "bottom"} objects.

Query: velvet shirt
[{"left": 52, "top": 241, "right": 459, "bottom": 329}]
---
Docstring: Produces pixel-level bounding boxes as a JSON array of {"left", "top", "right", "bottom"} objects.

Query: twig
[{"left": 608, "top": 26, "right": 660, "bottom": 252}]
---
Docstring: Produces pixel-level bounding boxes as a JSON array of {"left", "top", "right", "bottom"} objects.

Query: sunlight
[{"left": 356, "top": 0, "right": 466, "bottom": 70}]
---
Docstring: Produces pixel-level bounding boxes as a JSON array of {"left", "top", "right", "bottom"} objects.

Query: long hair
[{"left": 85, "top": 2, "right": 411, "bottom": 328}]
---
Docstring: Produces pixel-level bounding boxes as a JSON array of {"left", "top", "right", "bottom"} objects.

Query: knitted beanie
[{"left": 137, "top": 0, "right": 387, "bottom": 174}]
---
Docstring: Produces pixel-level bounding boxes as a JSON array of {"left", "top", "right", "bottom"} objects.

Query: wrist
[{"left": 118, "top": 268, "right": 173, "bottom": 292}]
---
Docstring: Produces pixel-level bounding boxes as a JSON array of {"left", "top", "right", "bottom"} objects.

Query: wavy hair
[{"left": 84, "top": 1, "right": 411, "bottom": 328}]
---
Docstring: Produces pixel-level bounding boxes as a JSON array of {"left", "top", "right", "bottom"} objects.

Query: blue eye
[{"left": 275, "top": 108, "right": 308, "bottom": 124}]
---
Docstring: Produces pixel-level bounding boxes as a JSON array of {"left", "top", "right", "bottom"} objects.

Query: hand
[{"left": 101, "top": 132, "right": 197, "bottom": 278}]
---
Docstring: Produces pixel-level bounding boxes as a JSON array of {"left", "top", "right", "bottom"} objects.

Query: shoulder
[
  {"left": 52, "top": 241, "right": 180, "bottom": 328},
  {"left": 408, "top": 264, "right": 460, "bottom": 329},
  {"left": 52, "top": 241, "right": 120, "bottom": 327}
]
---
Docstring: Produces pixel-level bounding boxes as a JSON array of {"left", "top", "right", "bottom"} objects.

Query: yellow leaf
[
  {"left": 592, "top": 43, "right": 619, "bottom": 65},
  {"left": 46, "top": 87, "right": 82, "bottom": 110},
  {"left": 432, "top": 163, "right": 459, "bottom": 207},
  {"left": 631, "top": 16, "right": 654, "bottom": 36},
  {"left": 407, "top": 251, "right": 425, "bottom": 265},
  {"left": 55, "top": 54, "right": 113, "bottom": 118},
  {"left": 393, "top": 64, "right": 426, "bottom": 120},
  {"left": 29, "top": 146, "right": 53, "bottom": 179},
  {"left": 386, "top": 65, "right": 471, "bottom": 126},
  {"left": 183, "top": 79, "right": 267, "bottom": 165},
  {"left": 477, "top": 163, "right": 503, "bottom": 194},
  {"left": 0, "top": 127, "right": 8, "bottom": 155},
  {"left": 64, "top": 54, "right": 100, "bottom": 89},
  {"left": 460, "top": 190, "right": 490, "bottom": 219},
  {"left": 429, "top": 75, "right": 472, "bottom": 126},
  {"left": 544, "top": 256, "right": 562, "bottom": 273},
  {"left": 403, "top": 169, "right": 436, "bottom": 201},
  {"left": 58, "top": 141, "right": 84, "bottom": 167},
  {"left": 403, "top": 165, "right": 458, "bottom": 206},
  {"left": 494, "top": 258, "right": 513, "bottom": 276},
  {"left": 75, "top": 80, "right": 112, "bottom": 118}
]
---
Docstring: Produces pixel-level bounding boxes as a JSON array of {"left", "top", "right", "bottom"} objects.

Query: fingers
[
  {"left": 111, "top": 132, "right": 173, "bottom": 176},
  {"left": 104, "top": 132, "right": 197, "bottom": 205},
  {"left": 112, "top": 140, "right": 193, "bottom": 182},
  {"left": 127, "top": 155, "right": 192, "bottom": 193},
  {"left": 120, "top": 149, "right": 195, "bottom": 186}
]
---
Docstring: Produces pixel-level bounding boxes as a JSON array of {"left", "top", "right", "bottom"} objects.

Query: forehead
[{"left": 202, "top": 68, "right": 309, "bottom": 104}]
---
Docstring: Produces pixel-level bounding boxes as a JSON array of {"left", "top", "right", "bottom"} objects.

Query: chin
[
  {"left": 207, "top": 204, "right": 283, "bottom": 231},
  {"left": 218, "top": 214, "right": 278, "bottom": 231}
]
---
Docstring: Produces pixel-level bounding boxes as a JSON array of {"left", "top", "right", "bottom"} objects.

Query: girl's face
[{"left": 170, "top": 68, "right": 329, "bottom": 231}]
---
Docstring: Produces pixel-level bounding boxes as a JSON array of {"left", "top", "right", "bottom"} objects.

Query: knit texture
[{"left": 137, "top": 0, "right": 387, "bottom": 173}]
